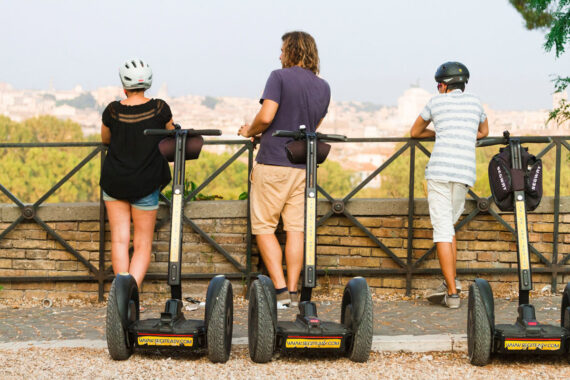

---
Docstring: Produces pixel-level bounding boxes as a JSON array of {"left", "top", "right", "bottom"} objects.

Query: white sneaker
[
  {"left": 444, "top": 293, "right": 460, "bottom": 309},
  {"left": 276, "top": 291, "right": 291, "bottom": 309},
  {"left": 427, "top": 279, "right": 461, "bottom": 305}
]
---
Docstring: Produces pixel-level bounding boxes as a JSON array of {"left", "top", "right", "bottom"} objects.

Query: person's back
[
  {"left": 422, "top": 89, "right": 485, "bottom": 187},
  {"left": 256, "top": 66, "right": 330, "bottom": 168},
  {"left": 101, "top": 98, "right": 172, "bottom": 200}
]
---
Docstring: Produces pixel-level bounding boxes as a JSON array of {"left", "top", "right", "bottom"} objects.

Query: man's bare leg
[
  {"left": 284, "top": 231, "right": 303, "bottom": 292},
  {"left": 256, "top": 233, "right": 286, "bottom": 289}
]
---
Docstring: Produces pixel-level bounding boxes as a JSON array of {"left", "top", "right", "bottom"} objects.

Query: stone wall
[{"left": 0, "top": 197, "right": 568, "bottom": 303}]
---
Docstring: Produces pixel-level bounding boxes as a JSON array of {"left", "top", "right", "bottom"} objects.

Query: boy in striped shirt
[{"left": 410, "top": 61, "right": 489, "bottom": 308}]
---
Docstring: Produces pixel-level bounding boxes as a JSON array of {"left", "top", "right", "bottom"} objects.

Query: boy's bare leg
[
  {"left": 256, "top": 234, "right": 287, "bottom": 289},
  {"left": 436, "top": 241, "right": 457, "bottom": 295},
  {"left": 452, "top": 235, "right": 457, "bottom": 277}
]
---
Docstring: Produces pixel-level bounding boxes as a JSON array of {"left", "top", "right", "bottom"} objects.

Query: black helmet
[{"left": 435, "top": 61, "right": 469, "bottom": 84}]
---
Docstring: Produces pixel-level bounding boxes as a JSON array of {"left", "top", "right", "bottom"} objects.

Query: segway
[
  {"left": 106, "top": 126, "right": 234, "bottom": 363},
  {"left": 468, "top": 131, "right": 570, "bottom": 365},
  {"left": 248, "top": 125, "right": 374, "bottom": 363}
]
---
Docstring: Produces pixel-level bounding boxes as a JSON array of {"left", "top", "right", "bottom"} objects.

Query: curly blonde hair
[{"left": 281, "top": 31, "right": 320, "bottom": 74}]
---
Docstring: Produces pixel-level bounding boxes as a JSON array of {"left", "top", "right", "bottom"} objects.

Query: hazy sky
[{"left": 1, "top": 0, "right": 568, "bottom": 110}]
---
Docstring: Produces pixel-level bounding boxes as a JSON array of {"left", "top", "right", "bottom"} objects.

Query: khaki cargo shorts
[{"left": 250, "top": 163, "right": 305, "bottom": 235}]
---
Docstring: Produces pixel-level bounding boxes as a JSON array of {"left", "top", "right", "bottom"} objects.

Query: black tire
[
  {"left": 341, "top": 277, "right": 373, "bottom": 362},
  {"left": 468, "top": 283, "right": 492, "bottom": 366},
  {"left": 207, "top": 279, "right": 233, "bottom": 363},
  {"left": 106, "top": 278, "right": 137, "bottom": 360},
  {"left": 248, "top": 279, "right": 275, "bottom": 363},
  {"left": 561, "top": 283, "right": 570, "bottom": 329}
]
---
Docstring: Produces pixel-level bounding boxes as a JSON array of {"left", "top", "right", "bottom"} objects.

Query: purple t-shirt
[{"left": 256, "top": 66, "right": 331, "bottom": 168}]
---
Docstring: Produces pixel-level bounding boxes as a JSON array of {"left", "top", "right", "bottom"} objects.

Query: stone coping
[{"left": 0, "top": 196, "right": 567, "bottom": 222}]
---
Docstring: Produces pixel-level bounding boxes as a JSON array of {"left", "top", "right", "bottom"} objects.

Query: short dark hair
[
  {"left": 125, "top": 88, "right": 145, "bottom": 94},
  {"left": 446, "top": 83, "right": 465, "bottom": 92}
]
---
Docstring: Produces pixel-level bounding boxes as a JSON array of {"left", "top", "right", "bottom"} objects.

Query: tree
[
  {"left": 201, "top": 96, "right": 220, "bottom": 110},
  {"left": 56, "top": 92, "right": 98, "bottom": 110},
  {"left": 0, "top": 115, "right": 100, "bottom": 204},
  {"left": 318, "top": 159, "right": 358, "bottom": 198},
  {"left": 509, "top": 0, "right": 554, "bottom": 29},
  {"left": 510, "top": 0, "right": 570, "bottom": 123}
]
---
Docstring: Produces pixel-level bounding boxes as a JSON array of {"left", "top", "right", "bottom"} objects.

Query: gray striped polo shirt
[{"left": 420, "top": 89, "right": 487, "bottom": 187}]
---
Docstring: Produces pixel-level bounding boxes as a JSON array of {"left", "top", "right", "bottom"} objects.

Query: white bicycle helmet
[{"left": 119, "top": 58, "right": 153, "bottom": 90}]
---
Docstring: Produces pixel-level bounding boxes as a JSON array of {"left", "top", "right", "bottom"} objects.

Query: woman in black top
[{"left": 100, "top": 58, "right": 174, "bottom": 288}]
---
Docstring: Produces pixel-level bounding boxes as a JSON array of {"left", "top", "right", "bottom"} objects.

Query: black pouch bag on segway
[
  {"left": 488, "top": 145, "right": 543, "bottom": 211},
  {"left": 158, "top": 133, "right": 204, "bottom": 162},
  {"left": 285, "top": 139, "right": 331, "bottom": 165}
]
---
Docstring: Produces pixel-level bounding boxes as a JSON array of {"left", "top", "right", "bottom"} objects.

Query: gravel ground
[{"left": 1, "top": 346, "right": 569, "bottom": 379}]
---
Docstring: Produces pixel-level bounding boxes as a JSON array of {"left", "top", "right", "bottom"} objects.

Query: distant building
[
  {"left": 52, "top": 104, "right": 76, "bottom": 117},
  {"left": 156, "top": 83, "right": 169, "bottom": 100},
  {"left": 397, "top": 86, "right": 432, "bottom": 121}
]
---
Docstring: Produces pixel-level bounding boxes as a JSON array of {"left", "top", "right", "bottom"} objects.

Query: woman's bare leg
[
  {"left": 105, "top": 200, "right": 132, "bottom": 276},
  {"left": 130, "top": 207, "right": 158, "bottom": 287}
]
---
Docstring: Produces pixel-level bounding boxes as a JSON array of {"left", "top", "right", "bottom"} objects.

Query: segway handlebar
[
  {"left": 272, "top": 130, "right": 347, "bottom": 142},
  {"left": 476, "top": 136, "right": 551, "bottom": 147},
  {"left": 317, "top": 132, "right": 347, "bottom": 142},
  {"left": 144, "top": 128, "right": 222, "bottom": 136}
]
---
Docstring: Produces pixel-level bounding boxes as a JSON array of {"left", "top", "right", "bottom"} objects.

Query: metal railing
[{"left": 0, "top": 136, "right": 568, "bottom": 299}]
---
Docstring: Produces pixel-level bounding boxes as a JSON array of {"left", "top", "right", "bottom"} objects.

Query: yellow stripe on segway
[
  {"left": 285, "top": 338, "right": 341, "bottom": 349},
  {"left": 515, "top": 199, "right": 529, "bottom": 271},
  {"left": 170, "top": 193, "right": 182, "bottom": 263},
  {"left": 305, "top": 197, "right": 316, "bottom": 266},
  {"left": 504, "top": 339, "right": 560, "bottom": 351},
  {"left": 137, "top": 335, "right": 193, "bottom": 347}
]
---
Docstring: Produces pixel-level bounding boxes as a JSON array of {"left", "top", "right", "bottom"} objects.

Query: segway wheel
[
  {"left": 561, "top": 283, "right": 570, "bottom": 362},
  {"left": 468, "top": 283, "right": 492, "bottom": 366},
  {"left": 206, "top": 279, "right": 233, "bottom": 363},
  {"left": 106, "top": 277, "right": 138, "bottom": 360},
  {"left": 341, "top": 277, "right": 373, "bottom": 362},
  {"left": 248, "top": 279, "right": 275, "bottom": 363}
]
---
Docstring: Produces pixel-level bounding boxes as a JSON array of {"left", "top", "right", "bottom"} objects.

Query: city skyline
[
  {"left": 1, "top": 80, "right": 563, "bottom": 137},
  {"left": 0, "top": 80, "right": 566, "bottom": 194},
  {"left": 1, "top": 1, "right": 569, "bottom": 111}
]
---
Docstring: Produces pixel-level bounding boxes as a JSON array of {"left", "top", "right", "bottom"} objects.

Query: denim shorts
[{"left": 102, "top": 189, "right": 160, "bottom": 211}]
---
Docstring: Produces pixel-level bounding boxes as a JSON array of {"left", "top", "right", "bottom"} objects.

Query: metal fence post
[
  {"left": 551, "top": 138, "right": 562, "bottom": 293},
  {"left": 406, "top": 141, "right": 416, "bottom": 296},
  {"left": 98, "top": 147, "right": 107, "bottom": 302}
]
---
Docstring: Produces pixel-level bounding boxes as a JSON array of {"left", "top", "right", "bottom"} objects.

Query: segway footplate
[
  {"left": 276, "top": 321, "right": 350, "bottom": 351},
  {"left": 132, "top": 318, "right": 206, "bottom": 348},
  {"left": 495, "top": 323, "right": 567, "bottom": 354}
]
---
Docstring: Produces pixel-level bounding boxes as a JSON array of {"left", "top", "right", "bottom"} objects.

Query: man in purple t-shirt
[{"left": 238, "top": 31, "right": 330, "bottom": 308}]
